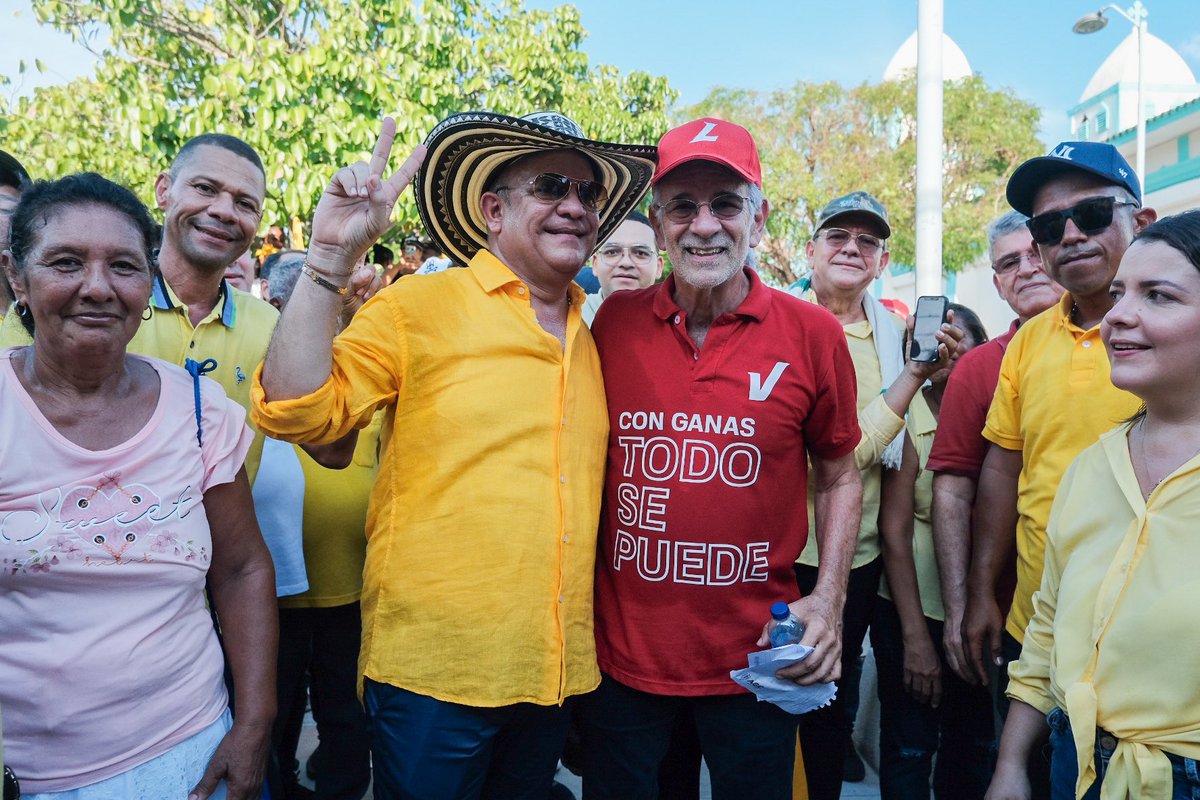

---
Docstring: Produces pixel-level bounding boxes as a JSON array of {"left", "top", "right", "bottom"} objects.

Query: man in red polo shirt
[{"left": 581, "top": 118, "right": 864, "bottom": 799}]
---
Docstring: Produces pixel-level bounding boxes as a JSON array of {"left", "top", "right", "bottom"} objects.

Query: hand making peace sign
[{"left": 306, "top": 117, "right": 428, "bottom": 277}]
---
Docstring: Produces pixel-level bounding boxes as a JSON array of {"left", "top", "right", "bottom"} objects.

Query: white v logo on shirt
[{"left": 748, "top": 362, "right": 789, "bottom": 401}]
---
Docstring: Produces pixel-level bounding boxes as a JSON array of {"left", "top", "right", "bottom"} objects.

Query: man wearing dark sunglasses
[
  {"left": 965, "top": 142, "right": 1154, "bottom": 798},
  {"left": 582, "top": 118, "right": 864, "bottom": 799}
]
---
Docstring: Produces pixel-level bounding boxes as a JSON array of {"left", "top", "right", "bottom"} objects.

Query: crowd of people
[{"left": 0, "top": 99, "right": 1196, "bottom": 800}]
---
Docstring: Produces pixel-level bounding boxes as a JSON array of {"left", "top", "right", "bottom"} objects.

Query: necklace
[{"left": 1135, "top": 419, "right": 1200, "bottom": 493}]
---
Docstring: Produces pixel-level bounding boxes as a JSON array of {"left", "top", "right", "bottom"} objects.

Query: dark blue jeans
[
  {"left": 871, "top": 599, "right": 995, "bottom": 800},
  {"left": 363, "top": 678, "right": 571, "bottom": 800},
  {"left": 579, "top": 674, "right": 799, "bottom": 800},
  {"left": 1047, "top": 707, "right": 1200, "bottom": 800}
]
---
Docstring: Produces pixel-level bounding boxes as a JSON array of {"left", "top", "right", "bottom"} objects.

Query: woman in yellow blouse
[{"left": 986, "top": 210, "right": 1200, "bottom": 800}]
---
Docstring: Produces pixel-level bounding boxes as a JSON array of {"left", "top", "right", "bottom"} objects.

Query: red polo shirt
[
  {"left": 926, "top": 320, "right": 1019, "bottom": 478},
  {"left": 926, "top": 319, "right": 1019, "bottom": 613},
  {"left": 591, "top": 269, "right": 860, "bottom": 696}
]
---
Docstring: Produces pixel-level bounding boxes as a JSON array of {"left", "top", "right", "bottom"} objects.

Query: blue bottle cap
[{"left": 770, "top": 601, "right": 790, "bottom": 620}]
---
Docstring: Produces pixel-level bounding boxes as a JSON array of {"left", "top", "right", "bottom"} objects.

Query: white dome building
[
  {"left": 1071, "top": 30, "right": 1199, "bottom": 141},
  {"left": 883, "top": 31, "right": 973, "bottom": 82}
]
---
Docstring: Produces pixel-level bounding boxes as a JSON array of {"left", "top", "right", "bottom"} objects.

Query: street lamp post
[{"left": 1073, "top": 2, "right": 1149, "bottom": 181}]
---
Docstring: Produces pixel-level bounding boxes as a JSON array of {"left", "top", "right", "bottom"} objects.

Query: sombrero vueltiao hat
[{"left": 415, "top": 111, "right": 658, "bottom": 267}]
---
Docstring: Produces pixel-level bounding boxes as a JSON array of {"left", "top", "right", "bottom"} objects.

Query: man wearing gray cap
[
  {"left": 789, "top": 191, "right": 960, "bottom": 797},
  {"left": 964, "top": 141, "right": 1154, "bottom": 799},
  {"left": 0, "top": 150, "right": 32, "bottom": 314},
  {"left": 252, "top": 113, "right": 655, "bottom": 799}
]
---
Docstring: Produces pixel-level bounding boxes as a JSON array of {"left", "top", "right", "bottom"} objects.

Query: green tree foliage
[
  {"left": 0, "top": 0, "right": 675, "bottom": 235},
  {"left": 684, "top": 76, "right": 1043, "bottom": 284}
]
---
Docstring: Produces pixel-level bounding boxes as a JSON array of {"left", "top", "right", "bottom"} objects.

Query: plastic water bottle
[{"left": 768, "top": 601, "right": 805, "bottom": 647}]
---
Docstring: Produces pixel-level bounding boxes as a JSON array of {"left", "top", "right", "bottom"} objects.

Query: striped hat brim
[{"left": 415, "top": 111, "right": 658, "bottom": 267}]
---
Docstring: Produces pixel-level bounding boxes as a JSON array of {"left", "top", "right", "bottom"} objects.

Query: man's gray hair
[
  {"left": 266, "top": 251, "right": 307, "bottom": 305},
  {"left": 986, "top": 210, "right": 1030, "bottom": 262}
]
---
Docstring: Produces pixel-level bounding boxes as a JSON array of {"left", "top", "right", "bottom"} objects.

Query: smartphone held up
[{"left": 909, "top": 295, "right": 949, "bottom": 363}]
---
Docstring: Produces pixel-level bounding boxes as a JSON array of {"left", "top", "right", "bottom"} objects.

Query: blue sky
[{"left": 4, "top": 0, "right": 1200, "bottom": 146}]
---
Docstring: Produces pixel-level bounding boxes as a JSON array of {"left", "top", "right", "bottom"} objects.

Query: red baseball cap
[{"left": 653, "top": 118, "right": 762, "bottom": 187}]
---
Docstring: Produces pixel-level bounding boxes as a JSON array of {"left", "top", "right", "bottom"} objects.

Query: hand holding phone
[{"left": 909, "top": 295, "right": 949, "bottom": 363}]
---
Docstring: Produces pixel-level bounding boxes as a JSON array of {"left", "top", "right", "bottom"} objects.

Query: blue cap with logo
[{"left": 1006, "top": 141, "right": 1141, "bottom": 216}]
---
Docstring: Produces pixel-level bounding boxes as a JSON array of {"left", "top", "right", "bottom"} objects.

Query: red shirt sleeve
[
  {"left": 926, "top": 338, "right": 1006, "bottom": 478},
  {"left": 803, "top": 310, "right": 861, "bottom": 461}
]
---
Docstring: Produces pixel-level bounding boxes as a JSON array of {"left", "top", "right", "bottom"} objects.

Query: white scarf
[
  {"left": 791, "top": 278, "right": 906, "bottom": 470},
  {"left": 861, "top": 290, "right": 907, "bottom": 470}
]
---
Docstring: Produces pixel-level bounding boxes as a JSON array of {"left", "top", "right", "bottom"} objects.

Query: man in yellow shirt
[
  {"left": 963, "top": 141, "right": 1154, "bottom": 794},
  {"left": 788, "top": 191, "right": 961, "bottom": 797},
  {"left": 138, "top": 134, "right": 280, "bottom": 483},
  {"left": 251, "top": 112, "right": 655, "bottom": 799}
]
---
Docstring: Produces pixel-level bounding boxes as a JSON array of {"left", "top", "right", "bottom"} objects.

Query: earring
[
  {"left": 142, "top": 305, "right": 153, "bottom": 321},
  {"left": 15, "top": 303, "right": 29, "bottom": 319}
]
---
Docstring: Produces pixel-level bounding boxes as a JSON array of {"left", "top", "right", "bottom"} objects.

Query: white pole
[
  {"left": 1134, "top": 3, "right": 1147, "bottom": 183},
  {"left": 915, "top": 0, "right": 944, "bottom": 297}
]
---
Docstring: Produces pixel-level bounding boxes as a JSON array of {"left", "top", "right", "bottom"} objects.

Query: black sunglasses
[
  {"left": 1026, "top": 196, "right": 1138, "bottom": 245},
  {"left": 495, "top": 173, "right": 609, "bottom": 212}
]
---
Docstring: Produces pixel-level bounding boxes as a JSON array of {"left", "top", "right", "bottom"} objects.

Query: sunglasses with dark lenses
[
  {"left": 498, "top": 173, "right": 609, "bottom": 212},
  {"left": 655, "top": 193, "right": 750, "bottom": 224},
  {"left": 1026, "top": 196, "right": 1138, "bottom": 245}
]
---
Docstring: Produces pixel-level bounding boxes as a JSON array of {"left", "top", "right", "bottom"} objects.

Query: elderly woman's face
[{"left": 11, "top": 202, "right": 153, "bottom": 351}]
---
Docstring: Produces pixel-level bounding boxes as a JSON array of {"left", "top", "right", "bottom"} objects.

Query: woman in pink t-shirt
[{"left": 0, "top": 173, "right": 276, "bottom": 799}]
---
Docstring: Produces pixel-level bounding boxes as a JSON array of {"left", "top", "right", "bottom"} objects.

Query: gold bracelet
[{"left": 302, "top": 262, "right": 349, "bottom": 295}]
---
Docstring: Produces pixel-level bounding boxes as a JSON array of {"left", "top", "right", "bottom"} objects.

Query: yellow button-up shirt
[
  {"left": 1008, "top": 426, "right": 1200, "bottom": 799},
  {"left": 250, "top": 250, "right": 609, "bottom": 707},
  {"left": 983, "top": 294, "right": 1139, "bottom": 642}
]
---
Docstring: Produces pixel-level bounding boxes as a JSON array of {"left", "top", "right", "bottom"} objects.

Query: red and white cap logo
[{"left": 653, "top": 118, "right": 762, "bottom": 187}]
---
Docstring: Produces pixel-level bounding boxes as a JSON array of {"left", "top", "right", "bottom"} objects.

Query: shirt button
[
  {"left": 518, "top": 287, "right": 526, "bottom": 295},
  {"left": 1082, "top": 341, "right": 1092, "bottom": 348},
  {"left": 562, "top": 535, "right": 569, "bottom": 543},
  {"left": 558, "top": 594, "right": 564, "bottom": 603},
  {"left": 189, "top": 341, "right": 196, "bottom": 348},
  {"left": 693, "top": 352, "right": 699, "bottom": 361},
  {"left": 561, "top": 418, "right": 567, "bottom": 426},
  {"left": 674, "top": 315, "right": 681, "bottom": 324},
  {"left": 560, "top": 475, "right": 566, "bottom": 483}
]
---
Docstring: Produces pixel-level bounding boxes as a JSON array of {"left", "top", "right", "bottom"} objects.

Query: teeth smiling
[{"left": 688, "top": 247, "right": 723, "bottom": 255}]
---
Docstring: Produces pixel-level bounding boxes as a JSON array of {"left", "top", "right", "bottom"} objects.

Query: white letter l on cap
[{"left": 691, "top": 122, "right": 719, "bottom": 143}]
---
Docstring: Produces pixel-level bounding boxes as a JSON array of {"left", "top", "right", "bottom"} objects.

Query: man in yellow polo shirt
[
  {"left": 963, "top": 141, "right": 1155, "bottom": 796},
  {"left": 138, "top": 133, "right": 279, "bottom": 482},
  {"left": 251, "top": 112, "right": 655, "bottom": 799}
]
